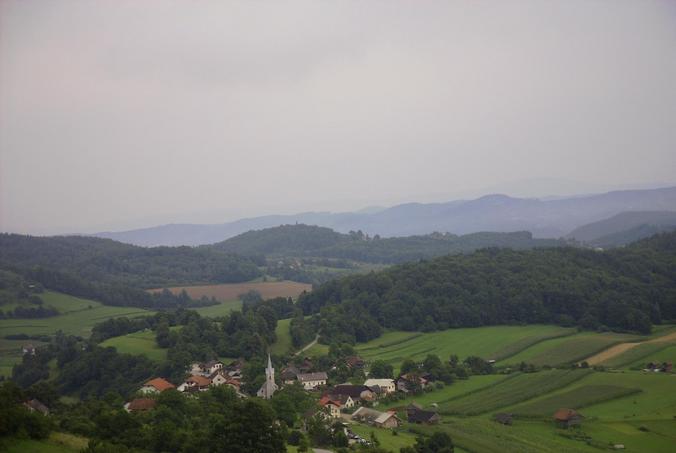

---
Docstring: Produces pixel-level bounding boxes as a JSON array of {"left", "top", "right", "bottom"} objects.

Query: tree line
[{"left": 296, "top": 232, "right": 676, "bottom": 344}]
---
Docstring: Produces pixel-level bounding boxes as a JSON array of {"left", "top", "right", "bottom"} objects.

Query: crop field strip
[
  {"left": 490, "top": 328, "right": 576, "bottom": 361},
  {"left": 438, "top": 369, "right": 593, "bottom": 415},
  {"left": 148, "top": 280, "right": 312, "bottom": 301},
  {"left": 355, "top": 325, "right": 574, "bottom": 367},
  {"left": 510, "top": 385, "right": 642, "bottom": 417},
  {"left": 499, "top": 332, "right": 642, "bottom": 367},
  {"left": 599, "top": 342, "right": 673, "bottom": 368}
]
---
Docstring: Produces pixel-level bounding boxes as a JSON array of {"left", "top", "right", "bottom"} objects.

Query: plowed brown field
[{"left": 148, "top": 280, "right": 312, "bottom": 302}]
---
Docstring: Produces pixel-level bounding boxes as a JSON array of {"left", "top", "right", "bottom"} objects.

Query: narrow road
[
  {"left": 583, "top": 330, "right": 676, "bottom": 366},
  {"left": 294, "top": 334, "right": 320, "bottom": 356}
]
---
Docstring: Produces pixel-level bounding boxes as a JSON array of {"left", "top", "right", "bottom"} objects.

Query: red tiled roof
[
  {"left": 144, "top": 377, "right": 175, "bottom": 392},
  {"left": 187, "top": 375, "right": 212, "bottom": 387}
]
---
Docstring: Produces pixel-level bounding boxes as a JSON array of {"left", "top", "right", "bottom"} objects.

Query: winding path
[{"left": 294, "top": 334, "right": 320, "bottom": 356}]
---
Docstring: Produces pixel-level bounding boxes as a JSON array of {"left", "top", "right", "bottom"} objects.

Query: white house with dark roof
[{"left": 297, "top": 372, "right": 328, "bottom": 390}]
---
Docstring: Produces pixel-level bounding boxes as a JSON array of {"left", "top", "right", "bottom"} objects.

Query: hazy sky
[{"left": 1, "top": 1, "right": 675, "bottom": 234}]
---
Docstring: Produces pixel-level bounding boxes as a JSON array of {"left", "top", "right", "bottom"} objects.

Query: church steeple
[{"left": 257, "top": 353, "right": 278, "bottom": 399}]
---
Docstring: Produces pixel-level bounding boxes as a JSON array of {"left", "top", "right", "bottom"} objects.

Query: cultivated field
[
  {"left": 510, "top": 385, "right": 641, "bottom": 416},
  {"left": 499, "top": 331, "right": 643, "bottom": 367},
  {"left": 438, "top": 369, "right": 592, "bottom": 415},
  {"left": 585, "top": 329, "right": 676, "bottom": 367},
  {"left": 354, "top": 325, "right": 575, "bottom": 368},
  {"left": 148, "top": 280, "right": 312, "bottom": 301}
]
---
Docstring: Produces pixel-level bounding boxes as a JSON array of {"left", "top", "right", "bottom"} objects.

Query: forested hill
[
  {"left": 210, "top": 224, "right": 565, "bottom": 264},
  {"left": 0, "top": 234, "right": 261, "bottom": 288},
  {"left": 297, "top": 232, "right": 676, "bottom": 343}
]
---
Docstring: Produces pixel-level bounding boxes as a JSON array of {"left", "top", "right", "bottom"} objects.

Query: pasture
[
  {"left": 148, "top": 280, "right": 312, "bottom": 302},
  {"left": 438, "top": 369, "right": 592, "bottom": 415},
  {"left": 191, "top": 299, "right": 243, "bottom": 318},
  {"left": 100, "top": 329, "right": 167, "bottom": 361},
  {"left": 348, "top": 424, "right": 417, "bottom": 451},
  {"left": 354, "top": 325, "right": 574, "bottom": 368}
]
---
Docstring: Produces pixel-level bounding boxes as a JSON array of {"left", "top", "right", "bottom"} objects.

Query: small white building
[
  {"left": 297, "top": 372, "right": 328, "bottom": 390},
  {"left": 364, "top": 378, "right": 396, "bottom": 394}
]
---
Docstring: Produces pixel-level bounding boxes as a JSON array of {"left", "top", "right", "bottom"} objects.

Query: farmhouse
[
  {"left": 297, "top": 372, "right": 328, "bottom": 390},
  {"left": 364, "top": 378, "right": 395, "bottom": 394},
  {"left": 190, "top": 360, "right": 224, "bottom": 376},
  {"left": 319, "top": 396, "right": 343, "bottom": 418},
  {"left": 22, "top": 344, "right": 36, "bottom": 356},
  {"left": 331, "top": 384, "right": 375, "bottom": 403},
  {"left": 23, "top": 398, "right": 49, "bottom": 415},
  {"left": 352, "top": 407, "right": 401, "bottom": 428},
  {"left": 140, "top": 377, "right": 175, "bottom": 394},
  {"left": 396, "top": 374, "right": 429, "bottom": 393},
  {"left": 345, "top": 356, "right": 365, "bottom": 369},
  {"left": 553, "top": 408, "right": 583, "bottom": 428},
  {"left": 406, "top": 403, "right": 440, "bottom": 424},
  {"left": 322, "top": 393, "right": 355, "bottom": 409},
  {"left": 494, "top": 413, "right": 514, "bottom": 425},
  {"left": 178, "top": 375, "right": 212, "bottom": 392},
  {"left": 124, "top": 398, "right": 157, "bottom": 413},
  {"left": 281, "top": 366, "right": 301, "bottom": 384}
]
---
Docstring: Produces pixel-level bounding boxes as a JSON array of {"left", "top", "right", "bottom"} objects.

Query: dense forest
[
  {"left": 297, "top": 232, "right": 676, "bottom": 343},
  {"left": 210, "top": 224, "right": 566, "bottom": 264},
  {"left": 0, "top": 234, "right": 261, "bottom": 288}
]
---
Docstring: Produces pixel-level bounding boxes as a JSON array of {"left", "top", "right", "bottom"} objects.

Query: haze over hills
[
  {"left": 568, "top": 211, "right": 676, "bottom": 247},
  {"left": 95, "top": 186, "right": 676, "bottom": 247}
]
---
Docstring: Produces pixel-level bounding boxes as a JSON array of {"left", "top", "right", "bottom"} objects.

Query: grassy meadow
[
  {"left": 100, "top": 329, "right": 167, "bottom": 362},
  {"left": 270, "top": 318, "right": 294, "bottom": 355}
]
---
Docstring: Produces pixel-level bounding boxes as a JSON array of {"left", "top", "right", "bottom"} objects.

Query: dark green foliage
[
  {"left": 370, "top": 360, "right": 394, "bottom": 379},
  {"left": 298, "top": 233, "right": 676, "bottom": 340},
  {"left": 290, "top": 310, "right": 319, "bottom": 348},
  {"left": 0, "top": 233, "right": 261, "bottom": 288},
  {"left": 401, "top": 432, "right": 454, "bottom": 453},
  {"left": 0, "top": 269, "right": 58, "bottom": 319},
  {"left": 0, "top": 382, "right": 53, "bottom": 440},
  {"left": 212, "top": 224, "right": 564, "bottom": 264}
]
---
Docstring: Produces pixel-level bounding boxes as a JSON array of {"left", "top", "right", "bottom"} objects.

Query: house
[
  {"left": 364, "top": 378, "right": 395, "bottom": 394},
  {"left": 553, "top": 408, "right": 583, "bottom": 428},
  {"left": 396, "top": 374, "right": 429, "bottom": 393},
  {"left": 406, "top": 404, "right": 440, "bottom": 424},
  {"left": 22, "top": 344, "right": 36, "bottom": 356},
  {"left": 281, "top": 366, "right": 300, "bottom": 384},
  {"left": 22, "top": 399, "right": 49, "bottom": 415},
  {"left": 257, "top": 354, "right": 278, "bottom": 399},
  {"left": 494, "top": 413, "right": 513, "bottom": 425},
  {"left": 190, "top": 360, "right": 224, "bottom": 376},
  {"left": 178, "top": 375, "right": 212, "bottom": 392},
  {"left": 209, "top": 371, "right": 229, "bottom": 386},
  {"left": 352, "top": 407, "right": 401, "bottom": 428},
  {"left": 124, "top": 398, "right": 157, "bottom": 413},
  {"left": 323, "top": 393, "right": 355, "bottom": 409},
  {"left": 297, "top": 372, "right": 328, "bottom": 390},
  {"left": 345, "top": 356, "right": 365, "bottom": 369},
  {"left": 374, "top": 411, "right": 401, "bottom": 429},
  {"left": 319, "top": 396, "right": 343, "bottom": 418},
  {"left": 140, "top": 377, "right": 175, "bottom": 394},
  {"left": 331, "top": 384, "right": 375, "bottom": 403}
]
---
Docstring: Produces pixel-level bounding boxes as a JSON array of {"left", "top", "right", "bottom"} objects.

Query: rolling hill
[
  {"left": 94, "top": 186, "right": 676, "bottom": 246},
  {"left": 567, "top": 211, "right": 676, "bottom": 246}
]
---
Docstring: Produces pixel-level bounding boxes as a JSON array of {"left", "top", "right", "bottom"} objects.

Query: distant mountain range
[
  {"left": 94, "top": 186, "right": 676, "bottom": 247},
  {"left": 567, "top": 211, "right": 676, "bottom": 247}
]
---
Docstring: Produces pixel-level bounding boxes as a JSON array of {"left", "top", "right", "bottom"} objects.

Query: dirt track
[{"left": 584, "top": 331, "right": 676, "bottom": 365}]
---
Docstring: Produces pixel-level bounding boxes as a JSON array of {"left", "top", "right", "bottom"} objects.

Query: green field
[
  {"left": 191, "top": 299, "right": 243, "bottom": 318},
  {"left": 499, "top": 332, "right": 642, "bottom": 367},
  {"left": 439, "top": 369, "right": 592, "bottom": 415},
  {"left": 1, "top": 432, "right": 88, "bottom": 453},
  {"left": 0, "top": 291, "right": 153, "bottom": 376},
  {"left": 100, "top": 329, "right": 167, "bottom": 361},
  {"left": 353, "top": 325, "right": 575, "bottom": 368},
  {"left": 0, "top": 291, "right": 153, "bottom": 337},
  {"left": 624, "top": 344, "right": 676, "bottom": 370},
  {"left": 599, "top": 342, "right": 673, "bottom": 369},
  {"left": 270, "top": 318, "right": 293, "bottom": 355},
  {"left": 510, "top": 385, "right": 642, "bottom": 416},
  {"left": 349, "top": 424, "right": 418, "bottom": 451}
]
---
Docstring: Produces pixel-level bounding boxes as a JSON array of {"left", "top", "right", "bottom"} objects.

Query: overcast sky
[{"left": 1, "top": 0, "right": 675, "bottom": 234}]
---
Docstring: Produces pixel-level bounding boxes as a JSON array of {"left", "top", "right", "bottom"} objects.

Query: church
[{"left": 257, "top": 354, "right": 278, "bottom": 399}]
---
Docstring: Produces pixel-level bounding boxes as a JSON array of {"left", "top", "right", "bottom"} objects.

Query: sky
[{"left": 1, "top": 0, "right": 675, "bottom": 234}]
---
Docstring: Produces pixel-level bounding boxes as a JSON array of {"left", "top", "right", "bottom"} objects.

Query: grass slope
[
  {"left": 270, "top": 318, "right": 293, "bottom": 355},
  {"left": 354, "top": 325, "right": 574, "bottom": 369},
  {"left": 439, "top": 369, "right": 592, "bottom": 415},
  {"left": 100, "top": 329, "right": 167, "bottom": 362}
]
